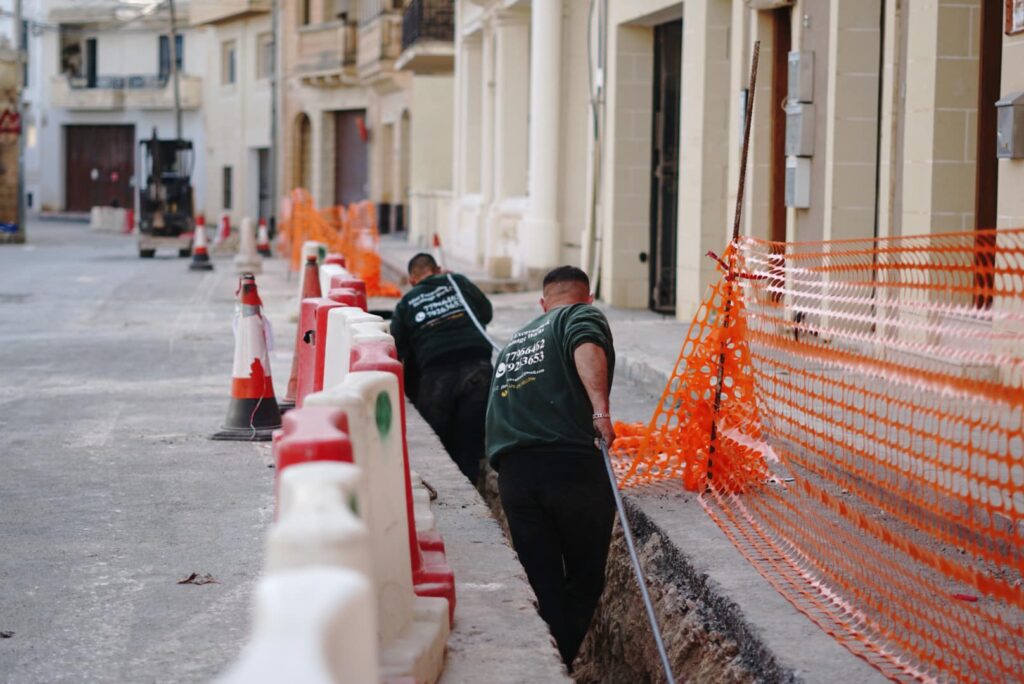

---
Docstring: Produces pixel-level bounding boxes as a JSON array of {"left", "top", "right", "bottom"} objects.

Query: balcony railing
[
  {"left": 296, "top": 20, "right": 358, "bottom": 81},
  {"left": 401, "top": 0, "right": 453, "bottom": 51},
  {"left": 51, "top": 74, "right": 202, "bottom": 110},
  {"left": 356, "top": 11, "right": 403, "bottom": 81}
]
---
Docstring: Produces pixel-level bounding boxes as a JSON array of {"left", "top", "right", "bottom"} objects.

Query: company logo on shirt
[
  {"left": 493, "top": 321, "right": 549, "bottom": 395},
  {"left": 408, "top": 284, "right": 465, "bottom": 327}
]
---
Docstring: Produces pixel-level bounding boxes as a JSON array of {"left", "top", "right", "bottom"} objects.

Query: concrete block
[
  {"left": 89, "top": 206, "right": 127, "bottom": 233},
  {"left": 217, "top": 567, "right": 379, "bottom": 684}
]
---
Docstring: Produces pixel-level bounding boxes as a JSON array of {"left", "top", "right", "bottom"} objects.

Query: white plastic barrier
[
  {"left": 266, "top": 461, "right": 373, "bottom": 577},
  {"left": 234, "top": 217, "right": 262, "bottom": 274},
  {"left": 319, "top": 263, "right": 348, "bottom": 298},
  {"left": 216, "top": 567, "right": 379, "bottom": 684},
  {"left": 304, "top": 371, "right": 449, "bottom": 683},
  {"left": 322, "top": 308, "right": 384, "bottom": 391}
]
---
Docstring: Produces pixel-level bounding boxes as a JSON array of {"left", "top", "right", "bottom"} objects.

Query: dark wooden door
[
  {"left": 649, "top": 20, "right": 682, "bottom": 313},
  {"left": 973, "top": 0, "right": 1003, "bottom": 307},
  {"left": 770, "top": 7, "right": 791, "bottom": 244},
  {"left": 65, "top": 125, "right": 135, "bottom": 212},
  {"left": 257, "top": 147, "right": 271, "bottom": 220},
  {"left": 334, "top": 109, "right": 368, "bottom": 206}
]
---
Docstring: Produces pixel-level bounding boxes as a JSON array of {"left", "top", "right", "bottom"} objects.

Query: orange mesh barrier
[
  {"left": 343, "top": 201, "right": 401, "bottom": 298},
  {"left": 613, "top": 228, "right": 1024, "bottom": 680},
  {"left": 277, "top": 190, "right": 401, "bottom": 298}
]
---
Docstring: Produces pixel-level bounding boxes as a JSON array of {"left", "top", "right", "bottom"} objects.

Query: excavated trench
[{"left": 479, "top": 468, "right": 795, "bottom": 683}]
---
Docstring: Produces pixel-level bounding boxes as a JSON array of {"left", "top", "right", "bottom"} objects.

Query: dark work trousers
[
  {"left": 414, "top": 358, "right": 492, "bottom": 484},
  {"left": 498, "top": 450, "right": 616, "bottom": 667}
]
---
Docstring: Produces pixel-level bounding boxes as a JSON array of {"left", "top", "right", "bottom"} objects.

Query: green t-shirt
[
  {"left": 485, "top": 303, "right": 614, "bottom": 464},
  {"left": 390, "top": 273, "right": 493, "bottom": 370}
]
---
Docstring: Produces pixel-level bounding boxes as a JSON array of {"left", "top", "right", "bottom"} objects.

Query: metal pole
[
  {"left": 708, "top": 41, "right": 760, "bottom": 484},
  {"left": 269, "top": 0, "right": 279, "bottom": 236},
  {"left": 15, "top": 0, "right": 25, "bottom": 243},
  {"left": 600, "top": 440, "right": 675, "bottom": 683},
  {"left": 168, "top": 0, "right": 182, "bottom": 141}
]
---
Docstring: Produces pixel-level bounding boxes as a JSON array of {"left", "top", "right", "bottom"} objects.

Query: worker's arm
[{"left": 574, "top": 342, "right": 615, "bottom": 447}]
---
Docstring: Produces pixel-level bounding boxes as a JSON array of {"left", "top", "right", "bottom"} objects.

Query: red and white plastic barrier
[
  {"left": 217, "top": 566, "right": 379, "bottom": 684},
  {"left": 322, "top": 308, "right": 384, "bottom": 391}
]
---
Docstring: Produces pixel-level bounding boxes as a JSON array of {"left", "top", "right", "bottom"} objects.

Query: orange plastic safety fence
[
  {"left": 276, "top": 190, "right": 401, "bottom": 298},
  {"left": 343, "top": 201, "right": 401, "bottom": 298},
  {"left": 612, "top": 228, "right": 1024, "bottom": 681}
]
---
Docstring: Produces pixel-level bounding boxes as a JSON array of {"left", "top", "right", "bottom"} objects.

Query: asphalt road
[{"left": 0, "top": 221, "right": 274, "bottom": 683}]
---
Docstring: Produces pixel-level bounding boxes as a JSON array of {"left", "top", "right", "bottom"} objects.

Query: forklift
[{"left": 136, "top": 129, "right": 195, "bottom": 258}]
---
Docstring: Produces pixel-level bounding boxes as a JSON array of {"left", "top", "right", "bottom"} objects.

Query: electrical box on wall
[
  {"left": 996, "top": 91, "right": 1024, "bottom": 159},
  {"left": 787, "top": 51, "right": 814, "bottom": 103},
  {"left": 785, "top": 103, "right": 815, "bottom": 157},
  {"left": 785, "top": 156, "right": 811, "bottom": 208}
]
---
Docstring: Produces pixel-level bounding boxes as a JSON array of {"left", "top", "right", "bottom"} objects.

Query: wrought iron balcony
[
  {"left": 401, "top": 0, "right": 454, "bottom": 51},
  {"left": 397, "top": 0, "right": 454, "bottom": 74}
]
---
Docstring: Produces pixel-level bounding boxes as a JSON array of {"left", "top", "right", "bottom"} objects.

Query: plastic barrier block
[
  {"left": 327, "top": 286, "right": 367, "bottom": 311},
  {"left": 416, "top": 530, "right": 446, "bottom": 554},
  {"left": 322, "top": 307, "right": 383, "bottom": 392},
  {"left": 350, "top": 339, "right": 457, "bottom": 624},
  {"left": 313, "top": 299, "right": 349, "bottom": 395},
  {"left": 217, "top": 567, "right": 379, "bottom": 684},
  {"left": 268, "top": 461, "right": 373, "bottom": 577},
  {"left": 304, "top": 372, "right": 449, "bottom": 682},
  {"left": 330, "top": 273, "right": 368, "bottom": 305},
  {"left": 295, "top": 297, "right": 345, "bottom": 407},
  {"left": 273, "top": 406, "right": 352, "bottom": 512},
  {"left": 319, "top": 263, "right": 347, "bottom": 298}
]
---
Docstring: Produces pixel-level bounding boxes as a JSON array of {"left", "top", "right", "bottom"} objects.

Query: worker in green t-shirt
[
  {"left": 485, "top": 265, "right": 616, "bottom": 668},
  {"left": 391, "top": 253, "right": 494, "bottom": 484}
]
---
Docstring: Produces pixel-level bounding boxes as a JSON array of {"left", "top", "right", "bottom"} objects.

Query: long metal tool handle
[{"left": 600, "top": 439, "right": 676, "bottom": 683}]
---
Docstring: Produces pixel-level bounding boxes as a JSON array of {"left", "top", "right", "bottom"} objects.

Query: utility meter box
[
  {"left": 788, "top": 51, "right": 814, "bottom": 103},
  {"left": 785, "top": 102, "right": 815, "bottom": 157},
  {"left": 996, "top": 91, "right": 1024, "bottom": 159},
  {"left": 785, "top": 156, "right": 811, "bottom": 208}
]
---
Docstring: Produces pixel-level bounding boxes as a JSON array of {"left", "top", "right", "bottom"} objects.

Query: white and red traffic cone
[
  {"left": 212, "top": 273, "right": 282, "bottom": 440},
  {"left": 190, "top": 215, "right": 214, "bottom": 272},
  {"left": 257, "top": 218, "right": 272, "bottom": 257}
]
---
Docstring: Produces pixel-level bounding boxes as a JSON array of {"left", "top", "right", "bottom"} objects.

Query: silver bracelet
[{"left": 592, "top": 412, "right": 610, "bottom": 420}]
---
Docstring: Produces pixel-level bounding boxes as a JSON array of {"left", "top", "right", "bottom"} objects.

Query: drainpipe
[{"left": 521, "top": 0, "right": 562, "bottom": 275}]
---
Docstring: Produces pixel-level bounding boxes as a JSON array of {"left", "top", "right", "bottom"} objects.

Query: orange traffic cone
[
  {"left": 257, "top": 218, "right": 272, "bottom": 257},
  {"left": 190, "top": 215, "right": 214, "bottom": 272},
  {"left": 279, "top": 254, "right": 322, "bottom": 412},
  {"left": 213, "top": 273, "right": 282, "bottom": 441}
]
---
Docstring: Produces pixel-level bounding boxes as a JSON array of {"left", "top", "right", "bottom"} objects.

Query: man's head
[
  {"left": 540, "top": 266, "right": 593, "bottom": 312},
  {"left": 407, "top": 252, "right": 441, "bottom": 285}
]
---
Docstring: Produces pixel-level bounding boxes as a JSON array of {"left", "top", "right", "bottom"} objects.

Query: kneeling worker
[
  {"left": 391, "top": 253, "right": 494, "bottom": 484},
  {"left": 485, "top": 266, "right": 616, "bottom": 667}
]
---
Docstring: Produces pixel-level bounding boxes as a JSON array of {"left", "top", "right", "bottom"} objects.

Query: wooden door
[
  {"left": 333, "top": 109, "right": 368, "bottom": 206},
  {"left": 64, "top": 125, "right": 135, "bottom": 212}
]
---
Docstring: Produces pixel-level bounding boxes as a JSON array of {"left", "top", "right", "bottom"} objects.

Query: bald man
[{"left": 485, "top": 265, "right": 616, "bottom": 668}]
